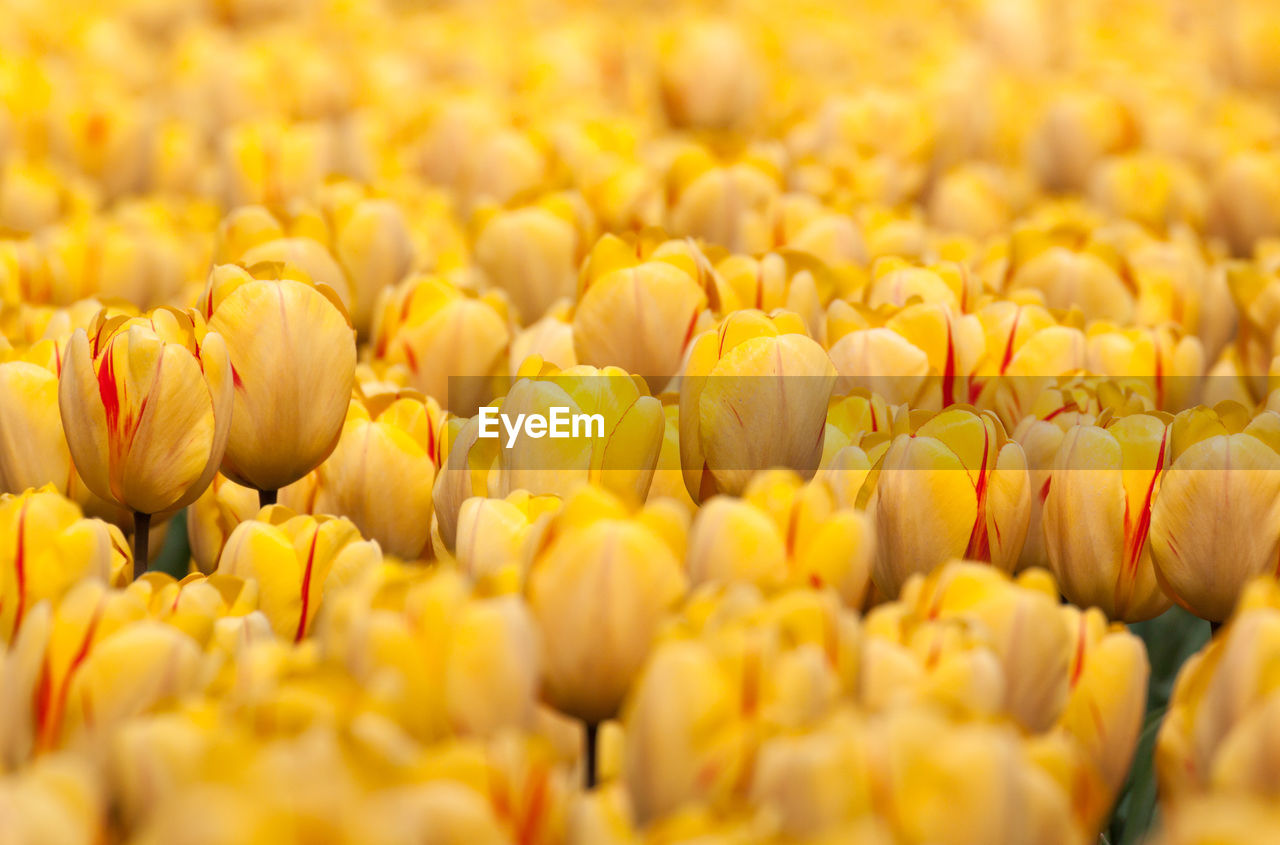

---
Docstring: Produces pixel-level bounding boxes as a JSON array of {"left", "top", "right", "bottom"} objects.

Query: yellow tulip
[
  {"left": 1149, "top": 404, "right": 1280, "bottom": 621},
  {"left": 315, "top": 392, "right": 444, "bottom": 560},
  {"left": 474, "top": 202, "right": 581, "bottom": 323},
  {"left": 187, "top": 474, "right": 260, "bottom": 574},
  {"left": 686, "top": 470, "right": 874, "bottom": 608},
  {"left": 0, "top": 487, "right": 129, "bottom": 642},
  {"left": 621, "top": 639, "right": 751, "bottom": 825},
  {"left": 1153, "top": 795, "right": 1280, "bottom": 845},
  {"left": 0, "top": 755, "right": 104, "bottom": 845},
  {"left": 510, "top": 305, "right": 578, "bottom": 375},
  {"left": 1026, "top": 90, "right": 1135, "bottom": 192},
  {"left": 0, "top": 339, "right": 124, "bottom": 523},
  {"left": 573, "top": 254, "right": 707, "bottom": 393},
  {"left": 216, "top": 506, "right": 381, "bottom": 641},
  {"left": 869, "top": 408, "right": 1030, "bottom": 596},
  {"left": 1086, "top": 323, "right": 1204, "bottom": 412},
  {"left": 1210, "top": 152, "right": 1280, "bottom": 256},
  {"left": 1007, "top": 241, "right": 1134, "bottom": 324},
  {"left": 58, "top": 308, "right": 233, "bottom": 557},
  {"left": 680, "top": 310, "right": 836, "bottom": 501},
  {"left": 1042, "top": 413, "right": 1173, "bottom": 621},
  {"left": 526, "top": 487, "right": 687, "bottom": 724},
  {"left": 432, "top": 415, "right": 500, "bottom": 555},
  {"left": 201, "top": 261, "right": 356, "bottom": 495},
  {"left": 668, "top": 161, "right": 780, "bottom": 254},
  {"left": 495, "top": 362, "right": 665, "bottom": 504},
  {"left": 326, "top": 195, "right": 415, "bottom": 335},
  {"left": 1157, "top": 581, "right": 1280, "bottom": 800},
  {"left": 372, "top": 275, "right": 511, "bottom": 416},
  {"left": 1088, "top": 153, "right": 1207, "bottom": 233},
  {"left": 658, "top": 21, "right": 762, "bottom": 131},
  {"left": 454, "top": 491, "right": 560, "bottom": 591}
]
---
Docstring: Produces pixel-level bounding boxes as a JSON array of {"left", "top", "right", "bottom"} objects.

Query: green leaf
[
  {"left": 1118, "top": 706, "right": 1165, "bottom": 845},
  {"left": 154, "top": 508, "right": 191, "bottom": 578}
]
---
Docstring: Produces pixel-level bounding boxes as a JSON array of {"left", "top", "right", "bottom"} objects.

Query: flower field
[{"left": 2, "top": 0, "right": 1280, "bottom": 842}]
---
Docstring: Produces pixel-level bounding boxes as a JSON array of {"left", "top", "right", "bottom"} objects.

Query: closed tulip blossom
[
  {"left": 680, "top": 309, "right": 837, "bottom": 501},
  {"left": 315, "top": 391, "right": 444, "bottom": 560},
  {"left": 869, "top": 407, "right": 1030, "bottom": 596},
  {"left": 525, "top": 487, "right": 687, "bottom": 782},
  {"left": 1042, "top": 412, "right": 1173, "bottom": 621},
  {"left": 201, "top": 261, "right": 357, "bottom": 504},
  {"left": 0, "top": 487, "right": 129, "bottom": 641},
  {"left": 1149, "top": 404, "right": 1280, "bottom": 622},
  {"left": 372, "top": 274, "right": 511, "bottom": 416},
  {"left": 216, "top": 506, "right": 381, "bottom": 641},
  {"left": 58, "top": 308, "right": 233, "bottom": 572}
]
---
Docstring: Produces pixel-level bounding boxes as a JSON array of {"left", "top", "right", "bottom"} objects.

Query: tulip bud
[
  {"left": 432, "top": 416, "right": 499, "bottom": 554},
  {"left": 1086, "top": 324, "right": 1204, "bottom": 412},
  {"left": 573, "top": 260, "right": 706, "bottom": 393},
  {"left": 1210, "top": 152, "right": 1280, "bottom": 256},
  {"left": 58, "top": 308, "right": 233, "bottom": 520},
  {"left": 870, "top": 408, "right": 1030, "bottom": 596},
  {"left": 621, "top": 639, "right": 750, "bottom": 825},
  {"left": 187, "top": 474, "right": 262, "bottom": 574},
  {"left": 1008, "top": 245, "right": 1133, "bottom": 323},
  {"left": 669, "top": 162, "right": 780, "bottom": 254},
  {"left": 455, "top": 492, "right": 560, "bottom": 591},
  {"left": 1043, "top": 413, "right": 1174, "bottom": 621},
  {"left": 496, "top": 364, "right": 665, "bottom": 505},
  {"left": 1149, "top": 405, "right": 1280, "bottom": 621},
  {"left": 658, "top": 21, "right": 762, "bottom": 130},
  {"left": 316, "top": 393, "right": 444, "bottom": 560},
  {"left": 681, "top": 310, "right": 836, "bottom": 500},
  {"left": 330, "top": 198, "right": 414, "bottom": 335},
  {"left": 201, "top": 261, "right": 356, "bottom": 494},
  {"left": 687, "top": 471, "right": 873, "bottom": 608},
  {"left": 526, "top": 487, "right": 687, "bottom": 724},
  {"left": 1027, "top": 91, "right": 1135, "bottom": 192},
  {"left": 474, "top": 204, "right": 580, "bottom": 323},
  {"left": 0, "top": 340, "right": 119, "bottom": 524},
  {"left": 1, "top": 488, "right": 128, "bottom": 642},
  {"left": 372, "top": 275, "right": 511, "bottom": 415},
  {"left": 510, "top": 305, "right": 577, "bottom": 375},
  {"left": 216, "top": 506, "right": 381, "bottom": 641}
]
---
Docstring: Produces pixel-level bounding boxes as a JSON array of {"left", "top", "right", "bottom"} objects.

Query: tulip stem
[
  {"left": 584, "top": 721, "right": 599, "bottom": 790},
  {"left": 259, "top": 488, "right": 278, "bottom": 508},
  {"left": 132, "top": 511, "right": 150, "bottom": 579}
]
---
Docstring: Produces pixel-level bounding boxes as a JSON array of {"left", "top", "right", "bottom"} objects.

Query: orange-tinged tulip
[
  {"left": 58, "top": 308, "right": 233, "bottom": 519},
  {"left": 1042, "top": 413, "right": 1173, "bottom": 621},
  {"left": 869, "top": 408, "right": 1030, "bottom": 596},
  {"left": 216, "top": 506, "right": 381, "bottom": 641},
  {"left": 201, "top": 261, "right": 356, "bottom": 494}
]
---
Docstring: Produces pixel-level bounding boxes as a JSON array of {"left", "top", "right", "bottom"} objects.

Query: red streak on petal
[
  {"left": 11, "top": 499, "right": 28, "bottom": 639},
  {"left": 294, "top": 529, "right": 321, "bottom": 643},
  {"left": 1123, "top": 429, "right": 1168, "bottom": 580},
  {"left": 403, "top": 343, "right": 419, "bottom": 374},
  {"left": 999, "top": 309, "right": 1021, "bottom": 375},
  {"left": 517, "top": 766, "right": 550, "bottom": 845},
  {"left": 231, "top": 362, "right": 245, "bottom": 391},
  {"left": 1069, "top": 615, "right": 1088, "bottom": 688},
  {"left": 942, "top": 317, "right": 957, "bottom": 408},
  {"left": 1154, "top": 344, "right": 1165, "bottom": 409},
  {"left": 98, "top": 340, "right": 122, "bottom": 437},
  {"left": 680, "top": 307, "right": 700, "bottom": 352},
  {"left": 37, "top": 602, "right": 104, "bottom": 750},
  {"left": 963, "top": 432, "right": 993, "bottom": 561}
]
